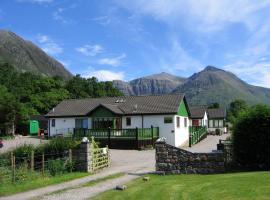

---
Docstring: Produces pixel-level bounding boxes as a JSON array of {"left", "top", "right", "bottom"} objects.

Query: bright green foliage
[
  {"left": 233, "top": 104, "right": 270, "bottom": 170},
  {"left": 66, "top": 74, "right": 123, "bottom": 99},
  {"left": 92, "top": 172, "right": 270, "bottom": 200},
  {"left": 227, "top": 99, "right": 248, "bottom": 124}
]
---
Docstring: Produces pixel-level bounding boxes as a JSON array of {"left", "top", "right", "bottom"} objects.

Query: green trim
[
  {"left": 89, "top": 106, "right": 116, "bottom": 118},
  {"left": 178, "top": 101, "right": 189, "bottom": 117}
]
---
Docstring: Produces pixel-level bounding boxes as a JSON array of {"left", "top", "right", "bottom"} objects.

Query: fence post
[
  {"left": 42, "top": 153, "right": 45, "bottom": 175},
  {"left": 11, "top": 152, "right": 15, "bottom": 182},
  {"left": 108, "top": 127, "right": 111, "bottom": 148},
  {"left": 135, "top": 127, "right": 139, "bottom": 149},
  {"left": 84, "top": 128, "right": 86, "bottom": 137},
  {"left": 106, "top": 145, "right": 110, "bottom": 167},
  {"left": 189, "top": 133, "right": 192, "bottom": 147},
  {"left": 151, "top": 126, "right": 154, "bottom": 146},
  {"left": 31, "top": 150, "right": 34, "bottom": 172},
  {"left": 69, "top": 149, "right": 72, "bottom": 172}
]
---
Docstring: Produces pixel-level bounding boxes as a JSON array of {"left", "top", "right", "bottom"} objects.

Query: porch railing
[
  {"left": 72, "top": 126, "right": 159, "bottom": 149},
  {"left": 189, "top": 126, "right": 207, "bottom": 147}
]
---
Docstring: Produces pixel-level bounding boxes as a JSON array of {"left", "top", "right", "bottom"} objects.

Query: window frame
[
  {"left": 51, "top": 119, "right": 55, "bottom": 127},
  {"left": 176, "top": 116, "right": 180, "bottom": 128},
  {"left": 184, "top": 118, "right": 187, "bottom": 127},
  {"left": 164, "top": 117, "right": 173, "bottom": 124},
  {"left": 126, "top": 117, "right": 131, "bottom": 126}
]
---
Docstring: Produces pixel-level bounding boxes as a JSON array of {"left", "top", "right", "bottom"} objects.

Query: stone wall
[
  {"left": 72, "top": 142, "right": 93, "bottom": 173},
  {"left": 155, "top": 141, "right": 225, "bottom": 174}
]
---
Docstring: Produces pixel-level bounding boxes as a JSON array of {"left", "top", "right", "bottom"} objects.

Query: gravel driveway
[{"left": 0, "top": 136, "right": 46, "bottom": 153}]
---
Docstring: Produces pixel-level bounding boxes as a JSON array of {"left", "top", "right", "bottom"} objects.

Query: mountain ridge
[
  {"left": 0, "top": 29, "right": 72, "bottom": 80},
  {"left": 113, "top": 66, "right": 270, "bottom": 106}
]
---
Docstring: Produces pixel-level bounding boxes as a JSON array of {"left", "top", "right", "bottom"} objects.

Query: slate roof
[
  {"left": 189, "top": 106, "right": 207, "bottom": 119},
  {"left": 207, "top": 108, "right": 226, "bottom": 119},
  {"left": 46, "top": 94, "right": 185, "bottom": 117}
]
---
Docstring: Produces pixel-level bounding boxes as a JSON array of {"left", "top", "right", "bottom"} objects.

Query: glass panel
[
  {"left": 219, "top": 120, "right": 224, "bottom": 127},
  {"left": 177, "top": 117, "right": 180, "bottom": 128},
  {"left": 184, "top": 118, "right": 187, "bottom": 127},
  {"left": 164, "top": 117, "right": 173, "bottom": 124},
  {"left": 209, "top": 120, "right": 213, "bottom": 128}
]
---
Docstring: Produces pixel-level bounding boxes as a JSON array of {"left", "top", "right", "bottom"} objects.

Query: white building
[{"left": 45, "top": 94, "right": 190, "bottom": 147}]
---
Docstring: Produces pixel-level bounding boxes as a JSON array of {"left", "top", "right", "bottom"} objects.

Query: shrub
[
  {"left": 47, "top": 159, "right": 67, "bottom": 176},
  {"left": 233, "top": 104, "right": 270, "bottom": 170}
]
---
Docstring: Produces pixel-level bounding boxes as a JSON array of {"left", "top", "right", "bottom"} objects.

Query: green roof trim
[
  {"left": 89, "top": 106, "right": 116, "bottom": 117},
  {"left": 178, "top": 100, "right": 189, "bottom": 117}
]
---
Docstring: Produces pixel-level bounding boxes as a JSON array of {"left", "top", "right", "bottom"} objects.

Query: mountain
[
  {"left": 172, "top": 66, "right": 270, "bottom": 106},
  {"left": 0, "top": 30, "right": 72, "bottom": 80},
  {"left": 113, "top": 72, "right": 186, "bottom": 95}
]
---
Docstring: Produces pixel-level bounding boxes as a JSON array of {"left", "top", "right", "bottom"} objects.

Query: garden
[{"left": 0, "top": 137, "right": 90, "bottom": 196}]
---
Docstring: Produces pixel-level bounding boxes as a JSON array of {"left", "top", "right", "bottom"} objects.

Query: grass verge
[
  {"left": 91, "top": 171, "right": 270, "bottom": 200},
  {"left": 0, "top": 172, "right": 90, "bottom": 197}
]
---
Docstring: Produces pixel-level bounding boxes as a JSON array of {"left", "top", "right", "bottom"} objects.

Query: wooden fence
[
  {"left": 73, "top": 126, "right": 159, "bottom": 150},
  {"left": 189, "top": 126, "right": 208, "bottom": 147}
]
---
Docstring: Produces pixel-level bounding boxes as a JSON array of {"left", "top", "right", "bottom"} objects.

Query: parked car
[{"left": 0, "top": 139, "right": 3, "bottom": 148}]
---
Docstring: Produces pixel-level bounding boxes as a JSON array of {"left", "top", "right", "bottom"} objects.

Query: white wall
[
  {"left": 49, "top": 118, "right": 75, "bottom": 136},
  {"left": 174, "top": 115, "right": 189, "bottom": 147},
  {"left": 122, "top": 115, "right": 188, "bottom": 147}
]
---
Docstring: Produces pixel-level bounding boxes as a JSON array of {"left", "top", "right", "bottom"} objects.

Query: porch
[{"left": 73, "top": 126, "right": 159, "bottom": 150}]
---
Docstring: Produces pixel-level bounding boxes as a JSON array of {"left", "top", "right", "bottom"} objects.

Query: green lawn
[
  {"left": 0, "top": 172, "right": 90, "bottom": 196},
  {"left": 92, "top": 172, "right": 270, "bottom": 200}
]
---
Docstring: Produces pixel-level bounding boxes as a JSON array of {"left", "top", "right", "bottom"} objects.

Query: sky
[{"left": 1, "top": 0, "right": 270, "bottom": 88}]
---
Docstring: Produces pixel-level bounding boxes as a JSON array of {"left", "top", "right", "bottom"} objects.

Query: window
[
  {"left": 164, "top": 117, "right": 173, "bottom": 124},
  {"left": 75, "top": 118, "right": 88, "bottom": 129},
  {"left": 219, "top": 120, "right": 224, "bottom": 128},
  {"left": 184, "top": 118, "right": 187, "bottom": 127},
  {"left": 209, "top": 120, "right": 213, "bottom": 128},
  {"left": 126, "top": 117, "right": 131, "bottom": 126},
  {"left": 176, "top": 117, "right": 180, "bottom": 128},
  {"left": 214, "top": 120, "right": 219, "bottom": 128},
  {"left": 51, "top": 119, "right": 55, "bottom": 127}
]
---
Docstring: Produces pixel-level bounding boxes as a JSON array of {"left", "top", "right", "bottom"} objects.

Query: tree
[
  {"left": 227, "top": 99, "right": 248, "bottom": 124},
  {"left": 233, "top": 104, "right": 270, "bottom": 170},
  {"left": 0, "top": 85, "right": 20, "bottom": 135},
  {"left": 208, "top": 102, "right": 220, "bottom": 109}
]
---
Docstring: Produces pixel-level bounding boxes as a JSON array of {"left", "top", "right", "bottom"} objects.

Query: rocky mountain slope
[
  {"left": 113, "top": 66, "right": 270, "bottom": 106},
  {"left": 0, "top": 30, "right": 72, "bottom": 80},
  {"left": 172, "top": 66, "right": 270, "bottom": 106},
  {"left": 113, "top": 72, "right": 186, "bottom": 95}
]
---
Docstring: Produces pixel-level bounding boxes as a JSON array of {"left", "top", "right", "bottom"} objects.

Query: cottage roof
[
  {"left": 189, "top": 106, "right": 207, "bottom": 119},
  {"left": 45, "top": 94, "right": 185, "bottom": 117},
  {"left": 207, "top": 108, "right": 226, "bottom": 119}
]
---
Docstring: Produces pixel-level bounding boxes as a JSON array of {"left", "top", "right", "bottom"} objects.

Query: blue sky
[{"left": 1, "top": 0, "right": 270, "bottom": 88}]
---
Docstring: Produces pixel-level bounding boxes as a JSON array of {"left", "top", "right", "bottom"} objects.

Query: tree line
[{"left": 0, "top": 62, "right": 123, "bottom": 134}]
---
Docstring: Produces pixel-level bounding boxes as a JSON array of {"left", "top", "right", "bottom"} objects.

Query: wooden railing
[
  {"left": 189, "top": 126, "right": 207, "bottom": 147},
  {"left": 72, "top": 126, "right": 159, "bottom": 149}
]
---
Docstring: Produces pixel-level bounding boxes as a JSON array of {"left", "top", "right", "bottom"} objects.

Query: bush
[
  {"left": 42, "top": 137, "right": 79, "bottom": 155},
  {"left": 233, "top": 104, "right": 270, "bottom": 170},
  {"left": 47, "top": 159, "right": 67, "bottom": 176}
]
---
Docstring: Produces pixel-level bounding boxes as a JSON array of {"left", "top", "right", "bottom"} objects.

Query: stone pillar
[{"left": 73, "top": 141, "right": 93, "bottom": 173}]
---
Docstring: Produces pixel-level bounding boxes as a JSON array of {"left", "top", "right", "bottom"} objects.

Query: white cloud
[
  {"left": 223, "top": 61, "right": 270, "bottom": 88},
  {"left": 116, "top": 0, "right": 270, "bottom": 32},
  {"left": 17, "top": 0, "right": 53, "bottom": 4},
  {"left": 76, "top": 44, "right": 103, "bottom": 56},
  {"left": 83, "top": 69, "right": 125, "bottom": 81},
  {"left": 36, "top": 34, "right": 63, "bottom": 55},
  {"left": 53, "top": 8, "right": 68, "bottom": 24},
  {"left": 98, "top": 53, "right": 126, "bottom": 66}
]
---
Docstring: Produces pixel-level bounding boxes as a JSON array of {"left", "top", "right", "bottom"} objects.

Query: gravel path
[
  {"left": 0, "top": 149, "right": 155, "bottom": 200},
  {"left": 183, "top": 133, "right": 229, "bottom": 153},
  {"left": 0, "top": 136, "right": 46, "bottom": 153}
]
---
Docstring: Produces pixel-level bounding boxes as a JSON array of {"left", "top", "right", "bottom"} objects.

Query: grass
[
  {"left": 0, "top": 172, "right": 90, "bottom": 197},
  {"left": 91, "top": 172, "right": 270, "bottom": 200}
]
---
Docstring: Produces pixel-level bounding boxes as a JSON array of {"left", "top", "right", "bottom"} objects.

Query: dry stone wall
[{"left": 155, "top": 141, "right": 225, "bottom": 174}]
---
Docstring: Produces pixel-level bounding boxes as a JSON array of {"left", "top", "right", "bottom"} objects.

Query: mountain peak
[
  {"left": 0, "top": 29, "right": 72, "bottom": 80},
  {"left": 204, "top": 66, "right": 221, "bottom": 71}
]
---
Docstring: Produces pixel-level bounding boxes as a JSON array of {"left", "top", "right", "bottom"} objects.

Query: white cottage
[{"left": 45, "top": 94, "right": 190, "bottom": 147}]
